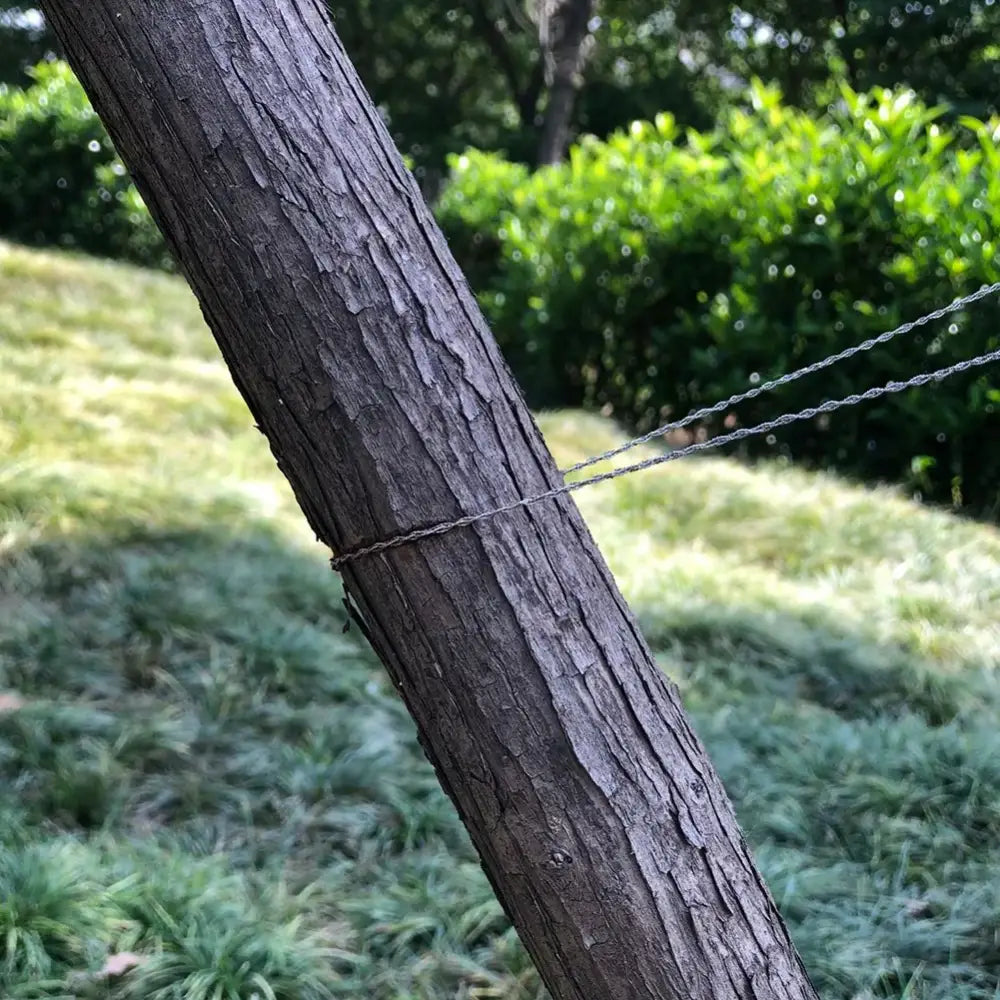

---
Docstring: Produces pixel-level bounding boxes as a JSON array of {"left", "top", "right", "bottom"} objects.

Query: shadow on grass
[
  {"left": 635, "top": 599, "right": 999, "bottom": 725},
  {"left": 3, "top": 514, "right": 1000, "bottom": 999},
  {"left": 0, "top": 517, "right": 474, "bottom": 857}
]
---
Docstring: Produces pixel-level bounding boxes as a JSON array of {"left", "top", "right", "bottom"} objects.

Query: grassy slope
[{"left": 1, "top": 239, "right": 1000, "bottom": 999}]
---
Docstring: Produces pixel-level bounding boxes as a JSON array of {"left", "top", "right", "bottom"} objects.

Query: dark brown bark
[
  {"left": 38, "top": 2, "right": 820, "bottom": 998},
  {"left": 535, "top": 0, "right": 596, "bottom": 164}
]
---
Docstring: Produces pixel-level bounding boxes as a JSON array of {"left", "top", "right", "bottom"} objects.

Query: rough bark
[
  {"left": 535, "top": 0, "right": 596, "bottom": 164},
  {"left": 38, "top": 2, "right": 821, "bottom": 998}
]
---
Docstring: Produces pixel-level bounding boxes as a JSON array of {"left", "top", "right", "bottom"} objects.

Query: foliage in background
[
  {"left": 3, "top": 1, "right": 1000, "bottom": 179},
  {"left": 842, "top": 0, "right": 1000, "bottom": 118},
  {"left": 0, "top": 61, "right": 169, "bottom": 268},
  {"left": 671, "top": 0, "right": 1000, "bottom": 120},
  {"left": 0, "top": 3, "right": 55, "bottom": 86},
  {"left": 1, "top": 1, "right": 718, "bottom": 188},
  {"left": 438, "top": 81, "right": 1000, "bottom": 516},
  {"left": 328, "top": 0, "right": 1000, "bottom": 175},
  {"left": 3, "top": 241, "right": 1000, "bottom": 998}
]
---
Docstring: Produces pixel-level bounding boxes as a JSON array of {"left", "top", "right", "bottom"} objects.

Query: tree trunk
[
  {"left": 466, "top": 0, "right": 541, "bottom": 129},
  {"left": 38, "top": 2, "right": 820, "bottom": 998},
  {"left": 535, "top": 0, "right": 596, "bottom": 164},
  {"left": 832, "top": 0, "right": 859, "bottom": 88}
]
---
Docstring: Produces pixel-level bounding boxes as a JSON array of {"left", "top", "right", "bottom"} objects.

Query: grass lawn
[{"left": 2, "top": 238, "right": 1000, "bottom": 999}]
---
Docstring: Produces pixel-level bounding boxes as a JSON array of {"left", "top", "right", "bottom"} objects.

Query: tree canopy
[
  {"left": 4, "top": 1, "right": 999, "bottom": 173},
  {"left": 329, "top": 0, "right": 1000, "bottom": 176}
]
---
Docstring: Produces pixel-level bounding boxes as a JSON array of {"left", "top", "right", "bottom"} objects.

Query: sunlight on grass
[
  {"left": 3, "top": 239, "right": 1000, "bottom": 998},
  {"left": 538, "top": 411, "right": 1000, "bottom": 673}
]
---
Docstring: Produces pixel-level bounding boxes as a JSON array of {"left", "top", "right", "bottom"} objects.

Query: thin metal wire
[
  {"left": 331, "top": 344, "right": 1000, "bottom": 570},
  {"left": 561, "top": 281, "right": 1000, "bottom": 475}
]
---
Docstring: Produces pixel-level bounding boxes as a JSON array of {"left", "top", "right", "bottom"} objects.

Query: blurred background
[
  {"left": 2, "top": 2, "right": 1000, "bottom": 999},
  {"left": 4, "top": 0, "right": 1000, "bottom": 512}
]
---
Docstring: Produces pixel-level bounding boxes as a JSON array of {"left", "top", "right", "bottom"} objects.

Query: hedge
[
  {"left": 437, "top": 81, "right": 1000, "bottom": 516},
  {"left": 0, "top": 61, "right": 169, "bottom": 268}
]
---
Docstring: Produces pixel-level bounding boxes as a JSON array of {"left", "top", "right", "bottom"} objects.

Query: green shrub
[
  {"left": 0, "top": 61, "right": 169, "bottom": 268},
  {"left": 437, "top": 81, "right": 1000, "bottom": 516}
]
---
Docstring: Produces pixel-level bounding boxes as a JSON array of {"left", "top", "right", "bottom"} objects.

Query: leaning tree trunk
[{"left": 39, "top": 3, "right": 820, "bottom": 998}]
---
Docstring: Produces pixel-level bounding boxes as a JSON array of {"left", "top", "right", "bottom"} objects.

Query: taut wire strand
[
  {"left": 561, "top": 281, "right": 1000, "bottom": 475},
  {"left": 331, "top": 343, "right": 1000, "bottom": 570}
]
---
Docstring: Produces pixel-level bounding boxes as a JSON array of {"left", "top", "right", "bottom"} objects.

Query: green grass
[{"left": 1, "top": 238, "right": 1000, "bottom": 999}]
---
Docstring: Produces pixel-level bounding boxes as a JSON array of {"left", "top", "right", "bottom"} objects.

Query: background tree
[
  {"left": 326, "top": 0, "right": 1000, "bottom": 178},
  {"left": 327, "top": 0, "right": 721, "bottom": 176},
  {"left": 535, "top": 0, "right": 599, "bottom": 164}
]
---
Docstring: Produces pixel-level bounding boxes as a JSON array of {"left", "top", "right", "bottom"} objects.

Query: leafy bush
[
  {"left": 0, "top": 61, "right": 169, "bottom": 268},
  {"left": 438, "top": 82, "right": 1000, "bottom": 516}
]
